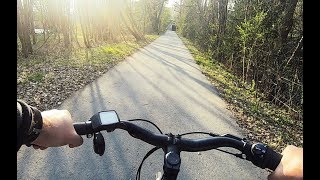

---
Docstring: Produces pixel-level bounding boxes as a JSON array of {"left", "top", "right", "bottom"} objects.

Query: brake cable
[
  {"left": 126, "top": 119, "right": 163, "bottom": 179},
  {"left": 136, "top": 146, "right": 162, "bottom": 180},
  {"left": 179, "top": 132, "right": 220, "bottom": 137}
]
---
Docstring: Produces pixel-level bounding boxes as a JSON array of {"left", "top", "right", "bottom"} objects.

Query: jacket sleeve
[{"left": 17, "top": 100, "right": 43, "bottom": 152}]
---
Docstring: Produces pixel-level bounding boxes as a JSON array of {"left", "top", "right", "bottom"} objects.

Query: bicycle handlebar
[{"left": 73, "top": 120, "right": 282, "bottom": 171}]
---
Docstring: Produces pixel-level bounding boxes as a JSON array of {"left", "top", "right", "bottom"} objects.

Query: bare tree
[
  {"left": 216, "top": 0, "right": 228, "bottom": 62},
  {"left": 17, "top": 0, "right": 33, "bottom": 57}
]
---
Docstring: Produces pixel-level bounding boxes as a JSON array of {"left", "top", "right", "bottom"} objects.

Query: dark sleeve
[{"left": 17, "top": 100, "right": 43, "bottom": 152}]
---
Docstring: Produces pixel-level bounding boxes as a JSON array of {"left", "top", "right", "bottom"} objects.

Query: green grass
[
  {"left": 68, "top": 42, "right": 140, "bottom": 67},
  {"left": 145, "top": 34, "right": 160, "bottom": 41},
  {"left": 180, "top": 36, "right": 303, "bottom": 151},
  {"left": 27, "top": 72, "right": 44, "bottom": 83}
]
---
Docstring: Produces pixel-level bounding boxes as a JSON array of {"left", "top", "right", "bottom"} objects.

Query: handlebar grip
[
  {"left": 248, "top": 143, "right": 282, "bottom": 171},
  {"left": 73, "top": 122, "right": 93, "bottom": 135},
  {"left": 264, "top": 148, "right": 282, "bottom": 171}
]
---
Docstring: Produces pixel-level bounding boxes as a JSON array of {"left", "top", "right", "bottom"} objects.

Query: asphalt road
[{"left": 17, "top": 31, "right": 270, "bottom": 180}]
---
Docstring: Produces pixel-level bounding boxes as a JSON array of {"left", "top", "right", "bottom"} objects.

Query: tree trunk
[
  {"left": 17, "top": 0, "right": 33, "bottom": 58},
  {"left": 216, "top": 0, "right": 228, "bottom": 62},
  {"left": 56, "top": 0, "right": 70, "bottom": 48},
  {"left": 62, "top": 24, "right": 70, "bottom": 48},
  {"left": 74, "top": 23, "right": 81, "bottom": 48},
  {"left": 121, "top": 9, "right": 145, "bottom": 41},
  {"left": 143, "top": 2, "right": 147, "bottom": 35},
  {"left": 278, "top": 0, "right": 298, "bottom": 46},
  {"left": 29, "top": 0, "right": 36, "bottom": 45},
  {"left": 156, "top": 0, "right": 166, "bottom": 34},
  {"left": 79, "top": 15, "right": 90, "bottom": 48},
  {"left": 77, "top": 0, "right": 91, "bottom": 48},
  {"left": 40, "top": 1, "right": 46, "bottom": 41}
]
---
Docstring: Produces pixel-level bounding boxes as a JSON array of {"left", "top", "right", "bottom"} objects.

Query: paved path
[{"left": 17, "top": 31, "right": 270, "bottom": 180}]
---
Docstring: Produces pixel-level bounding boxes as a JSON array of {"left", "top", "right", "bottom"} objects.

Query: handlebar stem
[{"left": 162, "top": 144, "right": 181, "bottom": 180}]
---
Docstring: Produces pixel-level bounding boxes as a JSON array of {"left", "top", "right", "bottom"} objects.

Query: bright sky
[{"left": 166, "top": 0, "right": 178, "bottom": 7}]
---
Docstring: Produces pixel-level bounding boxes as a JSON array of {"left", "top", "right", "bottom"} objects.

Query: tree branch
[{"left": 284, "top": 36, "right": 303, "bottom": 68}]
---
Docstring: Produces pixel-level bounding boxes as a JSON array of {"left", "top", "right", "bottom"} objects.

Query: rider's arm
[
  {"left": 31, "top": 109, "right": 83, "bottom": 149},
  {"left": 17, "top": 100, "right": 43, "bottom": 152},
  {"left": 268, "top": 145, "right": 303, "bottom": 180},
  {"left": 17, "top": 100, "right": 83, "bottom": 151}
]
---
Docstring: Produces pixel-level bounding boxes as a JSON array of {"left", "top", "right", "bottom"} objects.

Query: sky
[{"left": 166, "top": 0, "right": 178, "bottom": 7}]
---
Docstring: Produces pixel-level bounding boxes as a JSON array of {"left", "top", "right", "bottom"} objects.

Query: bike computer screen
[{"left": 99, "top": 111, "right": 120, "bottom": 125}]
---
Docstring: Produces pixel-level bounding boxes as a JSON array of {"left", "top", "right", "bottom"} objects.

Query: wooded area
[
  {"left": 17, "top": 0, "right": 303, "bottom": 123},
  {"left": 17, "top": 0, "right": 171, "bottom": 58},
  {"left": 174, "top": 0, "right": 303, "bottom": 120}
]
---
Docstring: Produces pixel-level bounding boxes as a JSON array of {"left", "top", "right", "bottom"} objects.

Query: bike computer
[
  {"left": 99, "top": 111, "right": 120, "bottom": 125},
  {"left": 90, "top": 110, "right": 120, "bottom": 132}
]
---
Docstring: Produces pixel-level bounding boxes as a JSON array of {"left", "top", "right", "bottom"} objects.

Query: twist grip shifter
[{"left": 250, "top": 143, "right": 282, "bottom": 170}]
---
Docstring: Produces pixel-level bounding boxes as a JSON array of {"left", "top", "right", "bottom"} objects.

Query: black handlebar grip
[
  {"left": 264, "top": 148, "right": 283, "bottom": 171},
  {"left": 73, "top": 122, "right": 93, "bottom": 135}
]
